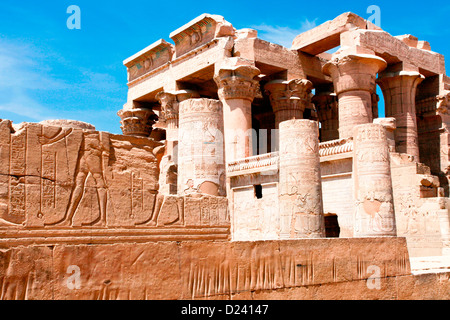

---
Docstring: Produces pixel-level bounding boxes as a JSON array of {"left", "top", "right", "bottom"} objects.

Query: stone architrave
[
  {"left": 214, "top": 59, "right": 260, "bottom": 162},
  {"left": 312, "top": 92, "right": 339, "bottom": 141},
  {"left": 353, "top": 123, "right": 397, "bottom": 237},
  {"left": 377, "top": 71, "right": 424, "bottom": 161},
  {"left": 264, "top": 79, "right": 314, "bottom": 128},
  {"left": 177, "top": 98, "right": 225, "bottom": 196},
  {"left": 323, "top": 53, "right": 387, "bottom": 139},
  {"left": 278, "top": 119, "right": 325, "bottom": 239},
  {"left": 117, "top": 108, "right": 156, "bottom": 137}
]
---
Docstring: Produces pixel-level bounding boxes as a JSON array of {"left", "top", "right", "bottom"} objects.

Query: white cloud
[
  {"left": 0, "top": 88, "right": 52, "bottom": 121},
  {"left": 0, "top": 39, "right": 68, "bottom": 91},
  {"left": 251, "top": 18, "right": 318, "bottom": 47},
  {"left": 0, "top": 38, "right": 69, "bottom": 121},
  {"left": 0, "top": 37, "right": 123, "bottom": 126}
]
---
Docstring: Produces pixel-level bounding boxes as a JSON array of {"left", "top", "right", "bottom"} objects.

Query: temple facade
[
  {"left": 0, "top": 12, "right": 449, "bottom": 299},
  {"left": 118, "top": 12, "right": 450, "bottom": 256}
]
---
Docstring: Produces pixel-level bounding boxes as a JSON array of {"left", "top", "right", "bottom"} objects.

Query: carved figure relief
[{"left": 0, "top": 121, "right": 229, "bottom": 235}]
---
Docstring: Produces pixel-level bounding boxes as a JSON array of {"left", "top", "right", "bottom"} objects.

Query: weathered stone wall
[
  {"left": 232, "top": 183, "right": 279, "bottom": 241},
  {"left": 390, "top": 154, "right": 450, "bottom": 256},
  {"left": 320, "top": 158, "right": 354, "bottom": 237},
  {"left": 0, "top": 237, "right": 415, "bottom": 300},
  {"left": 0, "top": 120, "right": 230, "bottom": 245}
]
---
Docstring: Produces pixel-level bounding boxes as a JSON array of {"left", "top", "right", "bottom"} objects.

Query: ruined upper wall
[
  {"left": 291, "top": 12, "right": 382, "bottom": 55},
  {"left": 291, "top": 12, "right": 446, "bottom": 77}
]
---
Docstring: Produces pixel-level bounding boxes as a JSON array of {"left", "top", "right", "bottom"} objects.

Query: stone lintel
[
  {"left": 291, "top": 12, "right": 377, "bottom": 55},
  {"left": 341, "top": 29, "right": 445, "bottom": 76}
]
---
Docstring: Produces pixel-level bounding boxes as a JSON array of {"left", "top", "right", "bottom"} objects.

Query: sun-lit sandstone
[{"left": 0, "top": 12, "right": 449, "bottom": 300}]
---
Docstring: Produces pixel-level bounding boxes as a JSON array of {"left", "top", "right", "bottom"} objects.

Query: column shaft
[
  {"left": 178, "top": 98, "right": 225, "bottom": 196},
  {"left": 377, "top": 72, "right": 424, "bottom": 160},
  {"left": 279, "top": 119, "right": 325, "bottom": 238},
  {"left": 214, "top": 62, "right": 260, "bottom": 162},
  {"left": 353, "top": 123, "right": 397, "bottom": 237}
]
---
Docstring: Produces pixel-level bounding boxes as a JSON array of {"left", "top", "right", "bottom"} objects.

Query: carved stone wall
[
  {"left": 0, "top": 120, "right": 230, "bottom": 244},
  {"left": 390, "top": 154, "right": 450, "bottom": 256},
  {"left": 0, "top": 237, "right": 415, "bottom": 300},
  {"left": 232, "top": 183, "right": 279, "bottom": 241},
  {"left": 320, "top": 158, "right": 354, "bottom": 237}
]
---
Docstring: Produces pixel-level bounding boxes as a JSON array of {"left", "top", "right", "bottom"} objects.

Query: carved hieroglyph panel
[
  {"left": 232, "top": 184, "right": 279, "bottom": 241},
  {"left": 321, "top": 174, "right": 353, "bottom": 237},
  {"left": 0, "top": 120, "right": 230, "bottom": 244},
  {"left": 0, "top": 121, "right": 161, "bottom": 228}
]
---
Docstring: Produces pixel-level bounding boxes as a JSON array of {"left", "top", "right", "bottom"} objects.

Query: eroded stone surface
[{"left": 1, "top": 10, "right": 450, "bottom": 300}]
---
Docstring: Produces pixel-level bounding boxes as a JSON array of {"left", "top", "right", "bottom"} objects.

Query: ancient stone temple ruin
[{"left": 0, "top": 12, "right": 449, "bottom": 299}]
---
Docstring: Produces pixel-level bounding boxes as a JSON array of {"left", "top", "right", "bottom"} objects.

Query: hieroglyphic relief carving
[
  {"left": 0, "top": 122, "right": 229, "bottom": 234},
  {"left": 232, "top": 184, "right": 279, "bottom": 240},
  {"left": 41, "top": 151, "right": 56, "bottom": 210},
  {"left": 353, "top": 123, "right": 397, "bottom": 237},
  {"left": 124, "top": 39, "right": 173, "bottom": 83},
  {"left": 312, "top": 93, "right": 339, "bottom": 141},
  {"left": 8, "top": 128, "right": 26, "bottom": 224},
  {"left": 39, "top": 131, "right": 110, "bottom": 227},
  {"left": 0, "top": 121, "right": 230, "bottom": 235},
  {"left": 278, "top": 120, "right": 325, "bottom": 239},
  {"left": 170, "top": 14, "right": 234, "bottom": 58},
  {"left": 178, "top": 98, "right": 225, "bottom": 196}
]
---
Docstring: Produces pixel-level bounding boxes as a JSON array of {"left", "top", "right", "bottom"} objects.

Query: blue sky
[{"left": 1, "top": 1, "right": 449, "bottom": 134}]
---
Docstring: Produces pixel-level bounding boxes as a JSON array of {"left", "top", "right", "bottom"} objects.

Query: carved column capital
[
  {"left": 156, "top": 91, "right": 178, "bottom": 123},
  {"left": 265, "top": 78, "right": 314, "bottom": 114},
  {"left": 156, "top": 90, "right": 200, "bottom": 126},
  {"left": 117, "top": 108, "right": 156, "bottom": 137},
  {"left": 312, "top": 92, "right": 339, "bottom": 141},
  {"left": 323, "top": 53, "right": 387, "bottom": 94},
  {"left": 322, "top": 53, "right": 386, "bottom": 139},
  {"left": 312, "top": 92, "right": 338, "bottom": 122},
  {"left": 214, "top": 64, "right": 260, "bottom": 101}
]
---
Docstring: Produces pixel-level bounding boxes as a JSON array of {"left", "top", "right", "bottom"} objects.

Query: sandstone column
[
  {"left": 177, "top": 98, "right": 225, "bottom": 196},
  {"left": 214, "top": 61, "right": 260, "bottom": 162},
  {"left": 278, "top": 119, "right": 325, "bottom": 239},
  {"left": 353, "top": 123, "right": 397, "bottom": 237},
  {"left": 323, "top": 53, "right": 387, "bottom": 139},
  {"left": 117, "top": 107, "right": 156, "bottom": 137},
  {"left": 377, "top": 71, "right": 424, "bottom": 160},
  {"left": 156, "top": 90, "right": 199, "bottom": 157},
  {"left": 312, "top": 92, "right": 339, "bottom": 141},
  {"left": 264, "top": 79, "right": 314, "bottom": 128}
]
